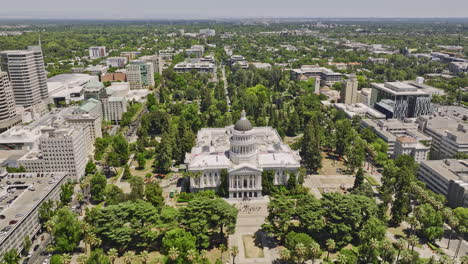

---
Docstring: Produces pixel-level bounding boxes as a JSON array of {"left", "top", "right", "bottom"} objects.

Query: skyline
[{"left": 1, "top": 0, "right": 468, "bottom": 20}]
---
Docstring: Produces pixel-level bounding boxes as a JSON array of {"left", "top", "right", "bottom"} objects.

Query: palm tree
[
  {"left": 395, "top": 239, "right": 406, "bottom": 263},
  {"left": 309, "top": 241, "right": 322, "bottom": 264},
  {"left": 407, "top": 235, "right": 418, "bottom": 253},
  {"left": 84, "top": 232, "right": 101, "bottom": 255},
  {"left": 279, "top": 248, "right": 291, "bottom": 261},
  {"left": 455, "top": 226, "right": 467, "bottom": 258},
  {"left": 61, "top": 253, "right": 71, "bottom": 264},
  {"left": 107, "top": 248, "right": 118, "bottom": 264},
  {"left": 230, "top": 246, "right": 239, "bottom": 264},
  {"left": 335, "top": 253, "right": 348, "bottom": 264},
  {"left": 407, "top": 216, "right": 419, "bottom": 235},
  {"left": 168, "top": 247, "right": 180, "bottom": 261},
  {"left": 139, "top": 250, "right": 149, "bottom": 264},
  {"left": 380, "top": 239, "right": 394, "bottom": 263},
  {"left": 76, "top": 254, "right": 88, "bottom": 264},
  {"left": 153, "top": 256, "right": 164, "bottom": 264},
  {"left": 186, "top": 249, "right": 197, "bottom": 263},
  {"left": 123, "top": 251, "right": 135, "bottom": 264},
  {"left": 326, "top": 238, "right": 336, "bottom": 260},
  {"left": 200, "top": 249, "right": 208, "bottom": 260},
  {"left": 295, "top": 243, "right": 307, "bottom": 264},
  {"left": 219, "top": 244, "right": 227, "bottom": 263},
  {"left": 399, "top": 249, "right": 413, "bottom": 264}
]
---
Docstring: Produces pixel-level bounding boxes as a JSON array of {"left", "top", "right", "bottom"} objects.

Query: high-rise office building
[
  {"left": 0, "top": 72, "right": 21, "bottom": 132},
  {"left": 0, "top": 46, "right": 48, "bottom": 108},
  {"left": 340, "top": 74, "right": 359, "bottom": 104},
  {"left": 126, "top": 60, "right": 155, "bottom": 90},
  {"left": 370, "top": 81, "right": 432, "bottom": 119}
]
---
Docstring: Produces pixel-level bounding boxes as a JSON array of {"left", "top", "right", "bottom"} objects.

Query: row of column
[{"left": 230, "top": 174, "right": 260, "bottom": 189}]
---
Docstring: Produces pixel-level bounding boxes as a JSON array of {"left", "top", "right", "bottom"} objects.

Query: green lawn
[{"left": 365, "top": 175, "right": 380, "bottom": 186}]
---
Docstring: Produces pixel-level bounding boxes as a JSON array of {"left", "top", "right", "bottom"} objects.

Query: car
[{"left": 33, "top": 244, "right": 40, "bottom": 251}]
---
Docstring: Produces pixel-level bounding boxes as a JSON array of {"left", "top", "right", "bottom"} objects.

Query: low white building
[
  {"left": 47, "top": 74, "right": 98, "bottom": 105},
  {"left": 185, "top": 111, "right": 301, "bottom": 199},
  {"left": 332, "top": 103, "right": 386, "bottom": 119}
]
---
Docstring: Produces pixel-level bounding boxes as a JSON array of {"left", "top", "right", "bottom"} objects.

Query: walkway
[{"left": 221, "top": 65, "right": 231, "bottom": 111}]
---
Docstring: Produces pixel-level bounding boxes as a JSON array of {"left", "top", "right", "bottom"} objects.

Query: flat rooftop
[{"left": 0, "top": 172, "right": 68, "bottom": 243}]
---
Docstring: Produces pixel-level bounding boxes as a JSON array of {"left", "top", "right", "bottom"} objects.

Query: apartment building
[
  {"left": 102, "top": 97, "right": 127, "bottom": 124},
  {"left": 106, "top": 57, "right": 128, "bottom": 68},
  {"left": 340, "top": 74, "right": 359, "bottom": 104}
]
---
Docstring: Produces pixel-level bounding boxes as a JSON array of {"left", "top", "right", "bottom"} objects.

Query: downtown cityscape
[{"left": 0, "top": 1, "right": 467, "bottom": 264}]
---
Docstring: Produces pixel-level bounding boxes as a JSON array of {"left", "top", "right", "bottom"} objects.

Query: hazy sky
[{"left": 1, "top": 0, "right": 467, "bottom": 19}]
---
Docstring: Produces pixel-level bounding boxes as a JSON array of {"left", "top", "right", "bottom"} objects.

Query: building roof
[{"left": 234, "top": 110, "right": 253, "bottom": 131}]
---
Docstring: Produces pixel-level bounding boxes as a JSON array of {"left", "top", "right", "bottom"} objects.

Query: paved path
[
  {"left": 221, "top": 65, "right": 231, "bottom": 111},
  {"left": 227, "top": 198, "right": 278, "bottom": 264}
]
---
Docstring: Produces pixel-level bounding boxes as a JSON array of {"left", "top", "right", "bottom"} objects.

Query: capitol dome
[{"left": 234, "top": 110, "right": 253, "bottom": 131}]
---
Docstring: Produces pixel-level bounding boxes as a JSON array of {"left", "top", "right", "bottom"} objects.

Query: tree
[
  {"left": 122, "top": 252, "right": 135, "bottom": 264},
  {"left": 136, "top": 153, "right": 146, "bottom": 169},
  {"left": 407, "top": 235, "right": 419, "bottom": 252},
  {"left": 85, "top": 161, "right": 97, "bottom": 176},
  {"left": 22, "top": 235, "right": 32, "bottom": 255},
  {"left": 230, "top": 246, "right": 239, "bottom": 264},
  {"left": 122, "top": 165, "right": 132, "bottom": 180},
  {"left": 39, "top": 199, "right": 56, "bottom": 223},
  {"left": 262, "top": 195, "right": 295, "bottom": 242},
  {"left": 415, "top": 203, "right": 444, "bottom": 241},
  {"left": 139, "top": 250, "right": 149, "bottom": 264},
  {"left": 111, "top": 134, "right": 130, "bottom": 166},
  {"left": 144, "top": 181, "right": 164, "bottom": 210},
  {"left": 86, "top": 201, "right": 159, "bottom": 251},
  {"left": 309, "top": 241, "right": 322, "bottom": 264},
  {"left": 219, "top": 244, "right": 227, "bottom": 264},
  {"left": 86, "top": 249, "right": 110, "bottom": 264},
  {"left": 154, "top": 133, "right": 173, "bottom": 173},
  {"left": 285, "top": 231, "right": 316, "bottom": 251},
  {"left": 300, "top": 119, "right": 322, "bottom": 173},
  {"left": 107, "top": 248, "right": 118, "bottom": 264},
  {"left": 90, "top": 172, "right": 107, "bottom": 203},
  {"left": 295, "top": 243, "right": 307, "bottom": 264},
  {"left": 335, "top": 119, "right": 353, "bottom": 156},
  {"left": 61, "top": 253, "right": 71, "bottom": 264},
  {"left": 326, "top": 239, "right": 336, "bottom": 260},
  {"left": 216, "top": 169, "right": 229, "bottom": 197},
  {"left": 105, "top": 184, "right": 124, "bottom": 205},
  {"left": 60, "top": 183, "right": 74, "bottom": 206},
  {"left": 129, "top": 176, "right": 145, "bottom": 201},
  {"left": 162, "top": 228, "right": 197, "bottom": 258},
  {"left": 1, "top": 249, "right": 20, "bottom": 264},
  {"left": 345, "top": 135, "right": 366, "bottom": 173},
  {"left": 178, "top": 197, "right": 238, "bottom": 248},
  {"left": 261, "top": 170, "right": 274, "bottom": 195},
  {"left": 186, "top": 249, "right": 197, "bottom": 263},
  {"left": 52, "top": 208, "right": 82, "bottom": 252},
  {"left": 352, "top": 167, "right": 365, "bottom": 189},
  {"left": 168, "top": 247, "right": 180, "bottom": 262}
]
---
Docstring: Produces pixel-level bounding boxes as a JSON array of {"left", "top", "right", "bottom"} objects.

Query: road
[
  {"left": 221, "top": 65, "right": 231, "bottom": 111},
  {"left": 29, "top": 233, "right": 51, "bottom": 264}
]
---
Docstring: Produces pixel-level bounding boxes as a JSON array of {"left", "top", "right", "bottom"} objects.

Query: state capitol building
[{"left": 185, "top": 110, "right": 301, "bottom": 199}]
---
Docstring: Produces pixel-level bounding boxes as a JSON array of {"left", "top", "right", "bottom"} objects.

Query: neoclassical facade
[{"left": 185, "top": 110, "right": 301, "bottom": 198}]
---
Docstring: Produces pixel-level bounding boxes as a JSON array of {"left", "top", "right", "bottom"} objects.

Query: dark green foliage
[
  {"left": 353, "top": 167, "right": 365, "bottom": 190},
  {"left": 129, "top": 176, "right": 145, "bottom": 201},
  {"left": 90, "top": 172, "right": 107, "bottom": 203},
  {"left": 86, "top": 200, "right": 160, "bottom": 251},
  {"left": 285, "top": 231, "right": 316, "bottom": 250},
  {"left": 145, "top": 181, "right": 164, "bottom": 210},
  {"left": 122, "top": 164, "right": 132, "bottom": 180},
  {"left": 105, "top": 184, "right": 124, "bottom": 205},
  {"left": 86, "top": 249, "right": 111, "bottom": 264},
  {"left": 217, "top": 169, "right": 229, "bottom": 197},
  {"left": 161, "top": 228, "right": 197, "bottom": 256},
  {"left": 52, "top": 208, "right": 82, "bottom": 252},
  {"left": 1, "top": 249, "right": 20, "bottom": 264},
  {"left": 85, "top": 161, "right": 97, "bottom": 175},
  {"left": 261, "top": 170, "right": 275, "bottom": 195},
  {"left": 60, "top": 183, "right": 74, "bottom": 206},
  {"left": 178, "top": 197, "right": 238, "bottom": 248}
]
